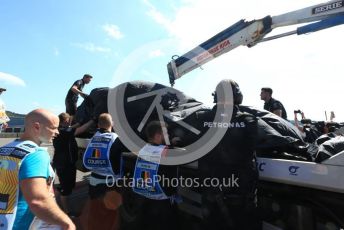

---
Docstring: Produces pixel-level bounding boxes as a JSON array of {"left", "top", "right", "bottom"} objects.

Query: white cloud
[
  {"left": 144, "top": 0, "right": 316, "bottom": 50},
  {"left": 142, "top": 0, "right": 173, "bottom": 33},
  {"left": 149, "top": 49, "right": 164, "bottom": 58},
  {"left": 71, "top": 42, "right": 111, "bottom": 53},
  {"left": 103, "top": 24, "right": 124, "bottom": 40},
  {"left": 0, "top": 72, "right": 26, "bottom": 87},
  {"left": 143, "top": 0, "right": 335, "bottom": 49}
]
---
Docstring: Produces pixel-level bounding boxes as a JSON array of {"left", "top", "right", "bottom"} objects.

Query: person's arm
[
  {"left": 301, "top": 112, "right": 306, "bottom": 120},
  {"left": 74, "top": 119, "right": 95, "bottom": 136},
  {"left": 20, "top": 178, "right": 75, "bottom": 230},
  {"left": 330, "top": 111, "right": 335, "bottom": 122},
  {"left": 71, "top": 85, "right": 87, "bottom": 98},
  {"left": 70, "top": 122, "right": 80, "bottom": 129},
  {"left": 70, "top": 80, "right": 88, "bottom": 98},
  {"left": 109, "top": 138, "right": 127, "bottom": 175},
  {"left": 294, "top": 112, "right": 304, "bottom": 133},
  {"left": 271, "top": 100, "right": 284, "bottom": 118},
  {"left": 272, "top": 109, "right": 283, "bottom": 117}
]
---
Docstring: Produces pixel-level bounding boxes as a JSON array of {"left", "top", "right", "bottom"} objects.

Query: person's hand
[
  {"left": 63, "top": 218, "right": 76, "bottom": 230},
  {"left": 80, "top": 93, "right": 88, "bottom": 99},
  {"left": 301, "top": 112, "right": 305, "bottom": 119},
  {"left": 330, "top": 111, "right": 335, "bottom": 122}
]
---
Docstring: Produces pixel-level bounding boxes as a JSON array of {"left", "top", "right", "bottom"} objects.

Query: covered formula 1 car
[
  {"left": 75, "top": 80, "right": 344, "bottom": 229},
  {"left": 75, "top": 81, "right": 307, "bottom": 159}
]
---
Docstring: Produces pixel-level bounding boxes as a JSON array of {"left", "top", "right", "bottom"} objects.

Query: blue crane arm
[{"left": 167, "top": 0, "right": 344, "bottom": 86}]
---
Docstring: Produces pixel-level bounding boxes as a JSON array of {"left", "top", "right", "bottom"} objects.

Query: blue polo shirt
[{"left": 13, "top": 149, "right": 53, "bottom": 230}]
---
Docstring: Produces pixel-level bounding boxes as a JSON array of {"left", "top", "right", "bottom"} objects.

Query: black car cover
[
  {"left": 75, "top": 87, "right": 109, "bottom": 124},
  {"left": 75, "top": 82, "right": 309, "bottom": 160},
  {"left": 315, "top": 134, "right": 344, "bottom": 162}
]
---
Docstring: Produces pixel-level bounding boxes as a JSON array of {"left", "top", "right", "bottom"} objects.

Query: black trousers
[
  {"left": 202, "top": 193, "right": 261, "bottom": 230},
  {"left": 138, "top": 198, "right": 180, "bottom": 230}
]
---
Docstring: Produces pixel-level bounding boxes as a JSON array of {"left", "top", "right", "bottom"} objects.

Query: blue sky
[{"left": 1, "top": 0, "right": 344, "bottom": 122}]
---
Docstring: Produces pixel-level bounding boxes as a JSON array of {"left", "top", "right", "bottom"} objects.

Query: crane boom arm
[{"left": 167, "top": 0, "right": 344, "bottom": 86}]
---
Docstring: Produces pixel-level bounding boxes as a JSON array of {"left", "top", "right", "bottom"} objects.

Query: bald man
[{"left": 0, "top": 109, "right": 75, "bottom": 230}]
